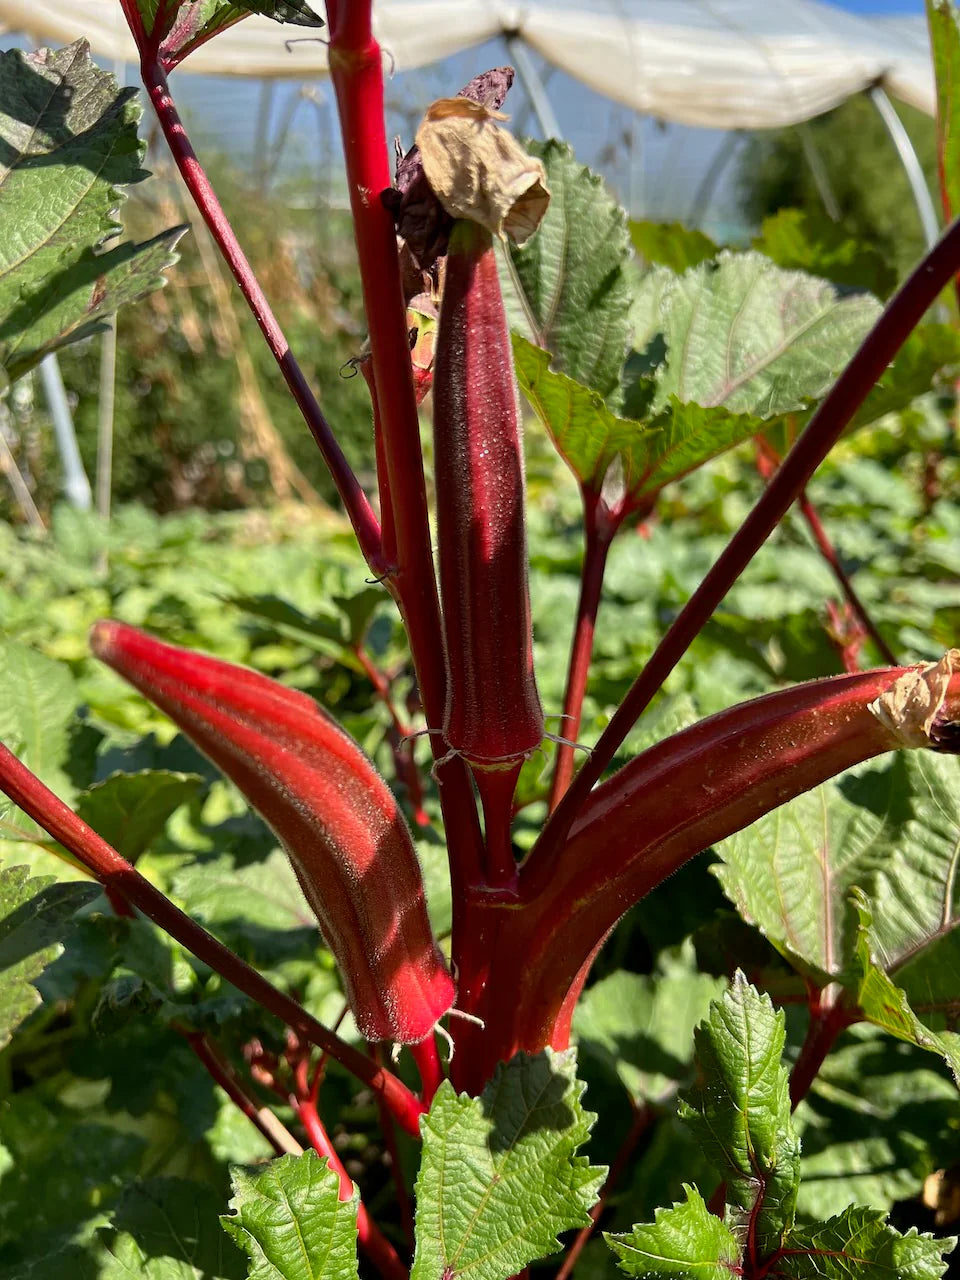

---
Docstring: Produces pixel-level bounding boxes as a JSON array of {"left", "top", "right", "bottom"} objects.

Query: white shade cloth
[{"left": 0, "top": 0, "right": 935, "bottom": 128}]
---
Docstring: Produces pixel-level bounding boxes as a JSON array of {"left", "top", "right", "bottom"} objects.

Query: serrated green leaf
[
  {"left": 852, "top": 890, "right": 960, "bottom": 1085},
  {"left": 573, "top": 945, "right": 727, "bottom": 1105},
  {"left": 514, "top": 334, "right": 764, "bottom": 503},
  {"left": 629, "top": 221, "right": 719, "bottom": 273},
  {"left": 503, "top": 141, "right": 632, "bottom": 404},
  {"left": 0, "top": 863, "right": 99, "bottom": 1049},
  {"left": 652, "top": 251, "right": 881, "bottom": 415},
  {"left": 98, "top": 1177, "right": 246, "bottom": 1279},
  {"left": 0, "top": 42, "right": 182, "bottom": 383},
  {"left": 712, "top": 763, "right": 910, "bottom": 983},
  {"left": 777, "top": 1205, "right": 954, "bottom": 1279},
  {"left": 75, "top": 769, "right": 203, "bottom": 863},
  {"left": 412, "top": 1049, "right": 605, "bottom": 1280},
  {"left": 929, "top": 0, "right": 960, "bottom": 225},
  {"left": 753, "top": 208, "right": 898, "bottom": 297},
  {"left": 605, "top": 1184, "right": 740, "bottom": 1278},
  {"left": 679, "top": 975, "right": 799, "bottom": 1256},
  {"left": 221, "top": 1152, "right": 359, "bottom": 1280}
]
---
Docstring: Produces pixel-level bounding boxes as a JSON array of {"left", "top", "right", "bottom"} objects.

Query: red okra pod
[
  {"left": 91, "top": 621, "right": 455, "bottom": 1044},
  {"left": 432, "top": 219, "right": 544, "bottom": 771}
]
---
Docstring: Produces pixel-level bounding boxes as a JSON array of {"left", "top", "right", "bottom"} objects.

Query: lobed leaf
[
  {"left": 514, "top": 333, "right": 764, "bottom": 503},
  {"left": 605, "top": 1184, "right": 739, "bottom": 1278},
  {"left": 0, "top": 42, "right": 182, "bottom": 384},
  {"left": 775, "top": 1206, "right": 954, "bottom": 1279},
  {"left": 503, "top": 140, "right": 633, "bottom": 405},
  {"left": 412, "top": 1049, "right": 605, "bottom": 1280},
  {"left": 928, "top": 0, "right": 960, "bottom": 224},
  {"left": 679, "top": 974, "right": 799, "bottom": 1256},
  {"left": 652, "top": 251, "right": 880, "bottom": 415},
  {"left": 629, "top": 220, "right": 719, "bottom": 273},
  {"left": 753, "top": 207, "right": 898, "bottom": 297},
  {"left": 221, "top": 1153, "right": 359, "bottom": 1280}
]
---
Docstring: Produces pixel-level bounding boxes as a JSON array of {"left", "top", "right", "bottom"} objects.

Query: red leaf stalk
[
  {"left": 91, "top": 621, "right": 454, "bottom": 1046},
  {"left": 0, "top": 740, "right": 425, "bottom": 1136}
]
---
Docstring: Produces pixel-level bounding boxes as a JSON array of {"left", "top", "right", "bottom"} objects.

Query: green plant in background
[{"left": 4, "top": 4, "right": 960, "bottom": 1280}]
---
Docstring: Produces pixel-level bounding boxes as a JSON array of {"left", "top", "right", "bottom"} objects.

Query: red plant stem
[
  {"left": 354, "top": 644, "right": 428, "bottom": 823},
  {"left": 327, "top": 55, "right": 486, "bottom": 984},
  {"left": 549, "top": 493, "right": 619, "bottom": 812},
  {"left": 534, "top": 216, "right": 960, "bottom": 867},
  {"left": 372, "top": 1045, "right": 415, "bottom": 1247},
  {"left": 129, "top": 48, "right": 385, "bottom": 574},
  {"left": 323, "top": 0, "right": 485, "bottom": 906},
  {"left": 410, "top": 1032, "right": 444, "bottom": 1108},
  {"left": 788, "top": 996, "right": 858, "bottom": 1111},
  {"left": 186, "top": 1031, "right": 302, "bottom": 1157},
  {"left": 298, "top": 1096, "right": 408, "bottom": 1280},
  {"left": 796, "top": 488, "right": 897, "bottom": 666},
  {"left": 554, "top": 1103, "right": 653, "bottom": 1280},
  {"left": 0, "top": 743, "right": 425, "bottom": 1138},
  {"left": 476, "top": 762, "right": 524, "bottom": 890}
]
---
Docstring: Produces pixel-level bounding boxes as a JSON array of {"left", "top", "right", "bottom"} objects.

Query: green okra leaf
[
  {"left": 605, "top": 1184, "right": 739, "bottom": 1278},
  {"left": 221, "top": 1153, "right": 359, "bottom": 1280},
  {"left": 679, "top": 974, "right": 800, "bottom": 1257},
  {"left": 412, "top": 1049, "right": 605, "bottom": 1280},
  {"left": 0, "top": 42, "right": 182, "bottom": 385}
]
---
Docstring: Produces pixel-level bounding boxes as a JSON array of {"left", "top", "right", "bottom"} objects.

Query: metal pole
[
  {"left": 688, "top": 131, "right": 743, "bottom": 228},
  {"left": 39, "top": 354, "right": 92, "bottom": 510},
  {"left": 504, "top": 34, "right": 562, "bottom": 140},
  {"left": 869, "top": 84, "right": 940, "bottom": 250},
  {"left": 797, "top": 123, "right": 841, "bottom": 222}
]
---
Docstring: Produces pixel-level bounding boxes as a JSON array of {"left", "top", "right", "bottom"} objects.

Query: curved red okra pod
[
  {"left": 91, "top": 621, "right": 455, "bottom": 1045},
  {"left": 497, "top": 657, "right": 960, "bottom": 1053}
]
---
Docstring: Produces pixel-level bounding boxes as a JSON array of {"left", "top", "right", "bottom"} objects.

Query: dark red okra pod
[
  {"left": 432, "top": 219, "right": 544, "bottom": 771},
  {"left": 91, "top": 621, "right": 455, "bottom": 1044}
]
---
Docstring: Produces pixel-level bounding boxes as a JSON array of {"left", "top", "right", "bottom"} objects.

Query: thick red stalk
[
  {"left": 128, "top": 46, "right": 385, "bottom": 574},
  {"left": 91, "top": 621, "right": 455, "bottom": 1045},
  {"left": 788, "top": 998, "right": 858, "bottom": 1110},
  {"left": 298, "top": 1097, "right": 408, "bottom": 1280},
  {"left": 0, "top": 741, "right": 425, "bottom": 1137},
  {"left": 323, "top": 0, "right": 485, "bottom": 907},
  {"left": 467, "top": 664, "right": 960, "bottom": 1078},
  {"left": 549, "top": 494, "right": 619, "bottom": 810},
  {"left": 536, "top": 216, "right": 960, "bottom": 866}
]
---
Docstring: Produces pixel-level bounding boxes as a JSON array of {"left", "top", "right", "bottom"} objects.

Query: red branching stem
[
  {"left": 323, "top": 0, "right": 484, "bottom": 903},
  {"left": 354, "top": 644, "right": 427, "bottom": 823},
  {"left": 410, "top": 1032, "right": 444, "bottom": 1108},
  {"left": 186, "top": 1031, "right": 302, "bottom": 1157},
  {"left": 796, "top": 489, "right": 897, "bottom": 665},
  {"left": 788, "top": 995, "right": 858, "bottom": 1110},
  {"left": 132, "top": 52, "right": 385, "bottom": 574},
  {"left": 372, "top": 1044, "right": 415, "bottom": 1246},
  {"left": 549, "top": 493, "right": 620, "bottom": 811},
  {"left": 535, "top": 216, "right": 960, "bottom": 865},
  {"left": 298, "top": 1095, "right": 408, "bottom": 1280},
  {"left": 0, "top": 742, "right": 425, "bottom": 1138},
  {"left": 555, "top": 1103, "right": 653, "bottom": 1280}
]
